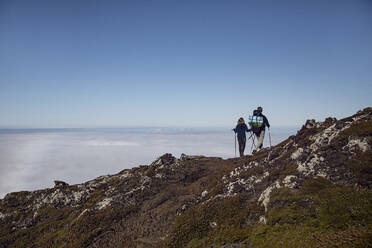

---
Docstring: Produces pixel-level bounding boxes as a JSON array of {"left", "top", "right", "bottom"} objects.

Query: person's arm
[
  {"left": 245, "top": 124, "right": 250, "bottom": 132},
  {"left": 264, "top": 116, "right": 270, "bottom": 128},
  {"left": 233, "top": 125, "right": 238, "bottom": 133}
]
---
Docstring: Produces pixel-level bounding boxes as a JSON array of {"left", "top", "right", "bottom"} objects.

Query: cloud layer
[{"left": 0, "top": 128, "right": 296, "bottom": 198}]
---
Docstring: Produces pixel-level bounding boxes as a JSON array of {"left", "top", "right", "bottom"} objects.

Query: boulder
[{"left": 54, "top": 180, "right": 69, "bottom": 188}]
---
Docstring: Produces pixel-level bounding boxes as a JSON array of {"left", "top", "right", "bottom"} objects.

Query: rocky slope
[{"left": 0, "top": 108, "right": 371, "bottom": 248}]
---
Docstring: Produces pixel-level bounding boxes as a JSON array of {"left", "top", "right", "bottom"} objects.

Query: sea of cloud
[{"left": 0, "top": 127, "right": 297, "bottom": 198}]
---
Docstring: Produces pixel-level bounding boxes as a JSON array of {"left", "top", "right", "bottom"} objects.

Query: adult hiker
[
  {"left": 233, "top": 117, "right": 251, "bottom": 157},
  {"left": 252, "top": 107, "right": 270, "bottom": 153}
]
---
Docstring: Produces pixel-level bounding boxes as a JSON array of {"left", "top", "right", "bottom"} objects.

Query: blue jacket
[{"left": 234, "top": 123, "right": 250, "bottom": 140}]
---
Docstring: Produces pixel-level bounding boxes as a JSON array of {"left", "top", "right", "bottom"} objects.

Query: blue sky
[{"left": 1, "top": 0, "right": 371, "bottom": 128}]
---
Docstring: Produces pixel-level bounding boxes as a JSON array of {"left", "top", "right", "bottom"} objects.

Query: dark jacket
[
  {"left": 234, "top": 123, "right": 250, "bottom": 140},
  {"left": 257, "top": 113, "right": 270, "bottom": 132}
]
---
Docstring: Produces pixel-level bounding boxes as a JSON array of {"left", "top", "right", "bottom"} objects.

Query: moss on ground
[
  {"left": 347, "top": 150, "right": 372, "bottom": 188},
  {"left": 166, "top": 194, "right": 263, "bottom": 247},
  {"left": 0, "top": 206, "right": 74, "bottom": 248},
  {"left": 65, "top": 205, "right": 138, "bottom": 247},
  {"left": 342, "top": 119, "right": 372, "bottom": 138},
  {"left": 0, "top": 202, "right": 139, "bottom": 248},
  {"left": 239, "top": 166, "right": 264, "bottom": 181},
  {"left": 328, "top": 119, "right": 372, "bottom": 187},
  {"left": 166, "top": 178, "right": 372, "bottom": 248},
  {"left": 330, "top": 119, "right": 372, "bottom": 149}
]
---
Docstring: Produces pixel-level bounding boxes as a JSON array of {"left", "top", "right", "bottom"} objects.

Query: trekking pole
[
  {"left": 268, "top": 128, "right": 272, "bottom": 148},
  {"left": 234, "top": 132, "right": 237, "bottom": 157}
]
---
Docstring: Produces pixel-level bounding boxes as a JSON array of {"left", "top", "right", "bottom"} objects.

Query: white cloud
[
  {"left": 0, "top": 128, "right": 295, "bottom": 198},
  {"left": 84, "top": 140, "right": 140, "bottom": 146}
]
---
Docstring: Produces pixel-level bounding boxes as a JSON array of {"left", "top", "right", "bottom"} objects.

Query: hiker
[
  {"left": 233, "top": 117, "right": 251, "bottom": 157},
  {"left": 252, "top": 107, "right": 270, "bottom": 153}
]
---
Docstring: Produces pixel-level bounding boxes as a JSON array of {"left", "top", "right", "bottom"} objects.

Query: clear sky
[{"left": 1, "top": 0, "right": 371, "bottom": 128}]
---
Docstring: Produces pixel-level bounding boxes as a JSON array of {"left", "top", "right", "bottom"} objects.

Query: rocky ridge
[{"left": 0, "top": 108, "right": 371, "bottom": 248}]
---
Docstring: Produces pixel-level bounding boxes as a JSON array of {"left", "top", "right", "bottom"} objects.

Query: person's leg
[
  {"left": 239, "top": 139, "right": 243, "bottom": 157},
  {"left": 238, "top": 138, "right": 245, "bottom": 157},
  {"left": 238, "top": 139, "right": 243, "bottom": 157},
  {"left": 241, "top": 138, "right": 246, "bottom": 157},
  {"left": 252, "top": 133, "right": 260, "bottom": 154},
  {"left": 256, "top": 130, "right": 265, "bottom": 150}
]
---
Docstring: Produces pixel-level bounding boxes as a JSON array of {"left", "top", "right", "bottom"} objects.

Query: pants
[
  {"left": 238, "top": 138, "right": 246, "bottom": 157},
  {"left": 255, "top": 130, "right": 265, "bottom": 151}
]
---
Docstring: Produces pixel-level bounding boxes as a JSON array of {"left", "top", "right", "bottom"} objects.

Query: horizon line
[{"left": 0, "top": 125, "right": 300, "bottom": 130}]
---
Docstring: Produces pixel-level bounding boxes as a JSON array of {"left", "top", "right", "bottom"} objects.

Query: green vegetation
[
  {"left": 348, "top": 150, "right": 372, "bottom": 187},
  {"left": 331, "top": 119, "right": 372, "bottom": 149},
  {"left": 341, "top": 119, "right": 372, "bottom": 138},
  {"left": 0, "top": 204, "right": 138, "bottom": 248},
  {"left": 239, "top": 166, "right": 264, "bottom": 180},
  {"left": 167, "top": 178, "right": 372, "bottom": 248},
  {"left": 329, "top": 119, "right": 372, "bottom": 187},
  {"left": 66, "top": 205, "right": 138, "bottom": 247},
  {"left": 166, "top": 194, "right": 264, "bottom": 247},
  {"left": 0, "top": 206, "right": 74, "bottom": 248}
]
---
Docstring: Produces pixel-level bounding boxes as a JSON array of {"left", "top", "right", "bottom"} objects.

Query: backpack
[{"left": 248, "top": 115, "right": 263, "bottom": 134}]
